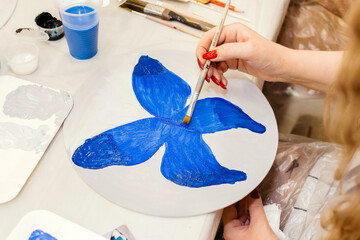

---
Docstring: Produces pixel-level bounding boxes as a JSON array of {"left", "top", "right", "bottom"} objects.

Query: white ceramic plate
[
  {"left": 6, "top": 210, "right": 106, "bottom": 240},
  {"left": 0, "top": 0, "right": 17, "bottom": 29},
  {"left": 63, "top": 50, "right": 278, "bottom": 217},
  {"left": 0, "top": 75, "right": 73, "bottom": 203}
]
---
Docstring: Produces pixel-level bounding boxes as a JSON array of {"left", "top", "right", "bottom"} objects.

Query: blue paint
[
  {"left": 28, "top": 229, "right": 57, "bottom": 240},
  {"left": 62, "top": 5, "right": 99, "bottom": 59},
  {"left": 72, "top": 56, "right": 266, "bottom": 187}
]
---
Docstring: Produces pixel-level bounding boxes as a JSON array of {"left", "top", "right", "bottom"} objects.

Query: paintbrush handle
[
  {"left": 167, "top": 10, "right": 203, "bottom": 30},
  {"left": 126, "top": 8, "right": 202, "bottom": 38},
  {"left": 209, "top": 0, "right": 243, "bottom": 13},
  {"left": 190, "top": 0, "right": 250, "bottom": 22},
  {"left": 184, "top": 0, "right": 231, "bottom": 121},
  {"left": 146, "top": 14, "right": 202, "bottom": 38},
  {"left": 155, "top": 1, "right": 216, "bottom": 29}
]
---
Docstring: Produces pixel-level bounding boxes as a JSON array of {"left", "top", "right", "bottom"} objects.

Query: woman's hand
[
  {"left": 196, "top": 23, "right": 289, "bottom": 89},
  {"left": 222, "top": 189, "right": 278, "bottom": 240},
  {"left": 196, "top": 23, "right": 343, "bottom": 92}
]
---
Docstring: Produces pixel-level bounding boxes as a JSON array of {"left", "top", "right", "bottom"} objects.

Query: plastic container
[
  {"left": 57, "top": 0, "right": 102, "bottom": 60},
  {"left": 4, "top": 42, "right": 39, "bottom": 75},
  {"left": 35, "top": 11, "right": 64, "bottom": 41}
]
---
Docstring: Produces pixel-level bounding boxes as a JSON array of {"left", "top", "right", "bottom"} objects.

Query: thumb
[
  {"left": 247, "top": 189, "right": 269, "bottom": 227},
  {"left": 203, "top": 42, "right": 253, "bottom": 62}
]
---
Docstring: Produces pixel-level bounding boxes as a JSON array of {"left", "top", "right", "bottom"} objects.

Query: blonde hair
[{"left": 322, "top": 0, "right": 360, "bottom": 239}]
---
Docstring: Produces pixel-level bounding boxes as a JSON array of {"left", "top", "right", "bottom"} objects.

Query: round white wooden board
[{"left": 63, "top": 50, "right": 278, "bottom": 217}]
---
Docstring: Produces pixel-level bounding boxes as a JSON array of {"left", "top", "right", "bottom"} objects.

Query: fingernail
[
  {"left": 197, "top": 58, "right": 203, "bottom": 70},
  {"left": 202, "top": 50, "right": 217, "bottom": 60},
  {"left": 250, "top": 189, "right": 260, "bottom": 199},
  {"left": 211, "top": 76, "right": 220, "bottom": 85},
  {"left": 205, "top": 75, "right": 210, "bottom": 83},
  {"left": 220, "top": 81, "right": 227, "bottom": 89}
]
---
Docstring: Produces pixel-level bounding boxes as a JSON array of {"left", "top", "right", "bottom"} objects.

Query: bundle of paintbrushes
[{"left": 119, "top": 0, "right": 215, "bottom": 31}]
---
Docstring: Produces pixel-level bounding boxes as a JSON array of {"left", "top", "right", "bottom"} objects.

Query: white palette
[
  {"left": 63, "top": 50, "right": 278, "bottom": 217},
  {"left": 6, "top": 210, "right": 106, "bottom": 240},
  {"left": 0, "top": 75, "right": 73, "bottom": 203}
]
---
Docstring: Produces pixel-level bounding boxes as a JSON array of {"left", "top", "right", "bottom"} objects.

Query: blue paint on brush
[
  {"left": 28, "top": 229, "right": 57, "bottom": 240},
  {"left": 72, "top": 55, "right": 266, "bottom": 188}
]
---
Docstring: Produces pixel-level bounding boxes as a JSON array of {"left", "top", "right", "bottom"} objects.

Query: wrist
[{"left": 274, "top": 46, "right": 297, "bottom": 83}]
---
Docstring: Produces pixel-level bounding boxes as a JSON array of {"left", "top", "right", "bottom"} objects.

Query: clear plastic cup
[
  {"left": 4, "top": 42, "right": 39, "bottom": 75},
  {"left": 57, "top": 0, "right": 102, "bottom": 60}
]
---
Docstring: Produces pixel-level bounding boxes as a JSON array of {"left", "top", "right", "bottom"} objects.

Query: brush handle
[
  {"left": 168, "top": 11, "right": 203, "bottom": 31},
  {"left": 155, "top": 1, "right": 216, "bottom": 29},
  {"left": 190, "top": 0, "right": 250, "bottom": 22},
  {"left": 184, "top": 0, "right": 231, "bottom": 121},
  {"left": 146, "top": 14, "right": 202, "bottom": 38},
  {"left": 209, "top": 0, "right": 241, "bottom": 12}
]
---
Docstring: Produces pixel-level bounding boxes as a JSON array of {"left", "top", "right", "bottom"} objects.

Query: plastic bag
[
  {"left": 277, "top": 0, "right": 349, "bottom": 51},
  {"left": 258, "top": 133, "right": 341, "bottom": 230}
]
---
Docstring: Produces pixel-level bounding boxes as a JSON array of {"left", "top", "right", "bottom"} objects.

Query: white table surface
[{"left": 0, "top": 0, "right": 289, "bottom": 239}]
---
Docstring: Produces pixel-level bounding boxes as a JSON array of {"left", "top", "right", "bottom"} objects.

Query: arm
[
  {"left": 283, "top": 50, "right": 343, "bottom": 92},
  {"left": 196, "top": 23, "right": 343, "bottom": 92}
]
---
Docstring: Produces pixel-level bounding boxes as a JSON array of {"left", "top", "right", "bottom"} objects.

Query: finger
[
  {"left": 222, "top": 204, "right": 238, "bottom": 226},
  {"left": 248, "top": 189, "right": 268, "bottom": 226},
  {"left": 196, "top": 27, "right": 218, "bottom": 60},
  {"left": 220, "top": 75, "right": 228, "bottom": 89},
  {"left": 197, "top": 58, "right": 203, "bottom": 70},
  {"left": 237, "top": 196, "right": 248, "bottom": 224},
  {"left": 211, "top": 69, "right": 221, "bottom": 86},
  {"left": 202, "top": 42, "right": 253, "bottom": 63},
  {"left": 196, "top": 23, "right": 240, "bottom": 62}
]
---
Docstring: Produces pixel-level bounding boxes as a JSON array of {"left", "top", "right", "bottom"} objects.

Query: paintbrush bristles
[{"left": 182, "top": 115, "right": 191, "bottom": 125}]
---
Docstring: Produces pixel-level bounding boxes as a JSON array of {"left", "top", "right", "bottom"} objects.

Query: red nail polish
[
  {"left": 250, "top": 189, "right": 260, "bottom": 199},
  {"left": 203, "top": 50, "right": 217, "bottom": 60},
  {"left": 220, "top": 81, "right": 227, "bottom": 89},
  {"left": 212, "top": 76, "right": 220, "bottom": 85},
  {"left": 197, "top": 58, "right": 203, "bottom": 70},
  {"left": 206, "top": 75, "right": 210, "bottom": 82}
]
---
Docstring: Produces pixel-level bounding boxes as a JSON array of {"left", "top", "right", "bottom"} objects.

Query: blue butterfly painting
[
  {"left": 28, "top": 229, "right": 57, "bottom": 240},
  {"left": 72, "top": 56, "right": 266, "bottom": 188}
]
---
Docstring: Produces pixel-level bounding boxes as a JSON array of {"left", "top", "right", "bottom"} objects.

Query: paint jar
[
  {"left": 4, "top": 42, "right": 39, "bottom": 75},
  {"left": 35, "top": 11, "right": 64, "bottom": 41},
  {"left": 57, "top": 0, "right": 102, "bottom": 60}
]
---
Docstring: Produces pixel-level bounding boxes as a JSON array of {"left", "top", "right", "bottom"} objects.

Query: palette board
[
  {"left": 0, "top": 75, "right": 73, "bottom": 203},
  {"left": 63, "top": 50, "right": 278, "bottom": 217},
  {"left": 6, "top": 210, "right": 106, "bottom": 240}
]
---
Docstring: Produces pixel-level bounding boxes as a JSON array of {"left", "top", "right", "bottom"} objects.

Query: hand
[
  {"left": 196, "top": 23, "right": 290, "bottom": 89},
  {"left": 222, "top": 189, "right": 278, "bottom": 240}
]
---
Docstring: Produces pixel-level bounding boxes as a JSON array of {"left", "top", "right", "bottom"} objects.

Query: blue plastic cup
[{"left": 57, "top": 0, "right": 102, "bottom": 60}]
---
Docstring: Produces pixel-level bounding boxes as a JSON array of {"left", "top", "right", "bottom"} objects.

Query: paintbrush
[
  {"left": 194, "top": 0, "right": 243, "bottom": 13},
  {"left": 182, "top": 0, "right": 231, "bottom": 125},
  {"left": 189, "top": 0, "right": 250, "bottom": 22},
  {"left": 124, "top": 8, "right": 202, "bottom": 38},
  {"left": 120, "top": 0, "right": 213, "bottom": 31}
]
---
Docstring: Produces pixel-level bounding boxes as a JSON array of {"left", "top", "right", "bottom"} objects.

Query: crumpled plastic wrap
[
  {"left": 277, "top": 0, "right": 349, "bottom": 51},
  {"left": 258, "top": 133, "right": 341, "bottom": 231},
  {"left": 313, "top": 0, "right": 354, "bottom": 18}
]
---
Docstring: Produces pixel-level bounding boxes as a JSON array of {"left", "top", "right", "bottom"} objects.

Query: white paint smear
[
  {"left": 0, "top": 122, "right": 51, "bottom": 152},
  {"left": 3, "top": 85, "right": 68, "bottom": 121}
]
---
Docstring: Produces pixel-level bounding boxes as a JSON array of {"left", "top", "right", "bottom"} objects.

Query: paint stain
[
  {"left": 0, "top": 122, "right": 50, "bottom": 152},
  {"left": 35, "top": 12, "right": 64, "bottom": 41},
  {"left": 28, "top": 229, "right": 57, "bottom": 240},
  {"left": 72, "top": 56, "right": 266, "bottom": 188},
  {"left": 3, "top": 85, "right": 68, "bottom": 123}
]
